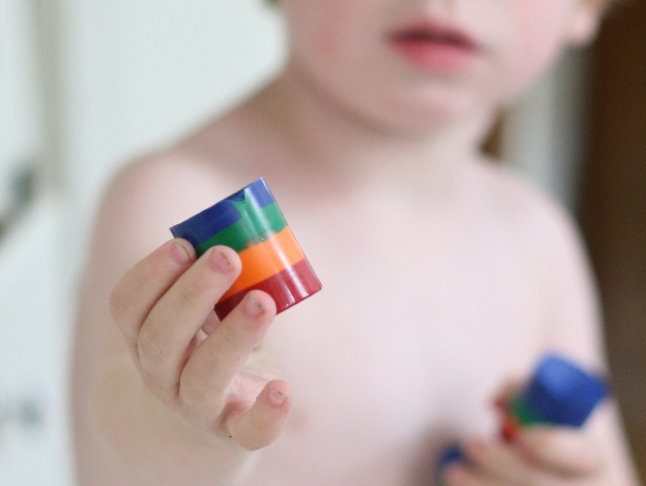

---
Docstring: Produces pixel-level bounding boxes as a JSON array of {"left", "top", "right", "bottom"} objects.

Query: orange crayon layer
[
  {"left": 221, "top": 226, "right": 305, "bottom": 300},
  {"left": 215, "top": 258, "right": 321, "bottom": 320}
]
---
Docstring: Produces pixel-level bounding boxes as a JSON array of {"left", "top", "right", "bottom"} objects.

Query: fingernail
[
  {"left": 268, "top": 386, "right": 287, "bottom": 406},
  {"left": 170, "top": 240, "right": 193, "bottom": 265},
  {"left": 210, "top": 248, "right": 233, "bottom": 273},
  {"left": 243, "top": 293, "right": 265, "bottom": 318}
]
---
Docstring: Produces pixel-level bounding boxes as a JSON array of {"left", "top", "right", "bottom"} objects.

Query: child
[{"left": 72, "top": 0, "right": 641, "bottom": 484}]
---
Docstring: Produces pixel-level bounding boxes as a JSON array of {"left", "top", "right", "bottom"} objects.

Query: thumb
[{"left": 516, "top": 426, "right": 603, "bottom": 476}]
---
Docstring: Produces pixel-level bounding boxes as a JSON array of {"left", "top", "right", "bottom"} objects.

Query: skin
[{"left": 72, "top": 0, "right": 640, "bottom": 484}]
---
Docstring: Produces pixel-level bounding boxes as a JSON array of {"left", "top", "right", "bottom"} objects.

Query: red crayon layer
[{"left": 215, "top": 258, "right": 322, "bottom": 320}]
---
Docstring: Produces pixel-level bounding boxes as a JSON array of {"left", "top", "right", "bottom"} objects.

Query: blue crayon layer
[
  {"left": 170, "top": 178, "right": 276, "bottom": 249},
  {"left": 518, "top": 355, "right": 608, "bottom": 427}
]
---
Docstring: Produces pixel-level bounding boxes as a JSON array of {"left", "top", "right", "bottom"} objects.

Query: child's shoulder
[
  {"left": 469, "top": 156, "right": 586, "bottom": 257},
  {"left": 94, "top": 131, "right": 246, "bottom": 262},
  {"left": 99, "top": 100, "right": 268, "bottom": 231},
  {"left": 470, "top": 156, "right": 602, "bottom": 361}
]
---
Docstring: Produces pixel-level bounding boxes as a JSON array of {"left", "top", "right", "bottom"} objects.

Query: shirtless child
[{"left": 72, "top": 0, "right": 641, "bottom": 484}]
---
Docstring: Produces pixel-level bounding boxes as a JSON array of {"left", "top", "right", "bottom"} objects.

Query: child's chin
[{"left": 375, "top": 93, "right": 480, "bottom": 134}]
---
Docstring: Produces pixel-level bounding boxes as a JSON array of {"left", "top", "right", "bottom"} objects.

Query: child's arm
[
  {"left": 72, "top": 156, "right": 291, "bottom": 485},
  {"left": 443, "top": 199, "right": 641, "bottom": 485}
]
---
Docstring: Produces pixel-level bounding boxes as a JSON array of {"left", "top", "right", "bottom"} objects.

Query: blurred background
[{"left": 0, "top": 1, "right": 643, "bottom": 484}]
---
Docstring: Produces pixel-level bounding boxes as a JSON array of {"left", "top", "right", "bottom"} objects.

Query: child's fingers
[
  {"left": 200, "top": 310, "right": 221, "bottom": 336},
  {"left": 516, "top": 427, "right": 603, "bottom": 476},
  {"left": 110, "top": 239, "right": 196, "bottom": 356},
  {"left": 226, "top": 380, "right": 292, "bottom": 451},
  {"left": 462, "top": 440, "right": 549, "bottom": 484},
  {"left": 136, "top": 245, "right": 241, "bottom": 401},
  {"left": 443, "top": 464, "right": 494, "bottom": 486},
  {"left": 179, "top": 290, "right": 276, "bottom": 416},
  {"left": 492, "top": 379, "right": 521, "bottom": 410},
  {"left": 111, "top": 240, "right": 289, "bottom": 449}
]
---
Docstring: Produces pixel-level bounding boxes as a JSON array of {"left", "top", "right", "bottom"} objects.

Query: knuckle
[
  {"left": 139, "top": 368, "right": 158, "bottom": 392},
  {"left": 138, "top": 325, "right": 168, "bottom": 365},
  {"left": 178, "top": 267, "right": 222, "bottom": 307},
  {"left": 220, "top": 325, "right": 255, "bottom": 362},
  {"left": 139, "top": 368, "right": 168, "bottom": 399},
  {"left": 179, "top": 364, "right": 230, "bottom": 417},
  {"left": 220, "top": 328, "right": 242, "bottom": 355},
  {"left": 174, "top": 279, "right": 203, "bottom": 309},
  {"left": 179, "top": 374, "right": 212, "bottom": 408}
]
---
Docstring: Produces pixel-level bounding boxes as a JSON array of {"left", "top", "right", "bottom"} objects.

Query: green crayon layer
[
  {"left": 195, "top": 201, "right": 287, "bottom": 255},
  {"left": 510, "top": 396, "right": 546, "bottom": 426}
]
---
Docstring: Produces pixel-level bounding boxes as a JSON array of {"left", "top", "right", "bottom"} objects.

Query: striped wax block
[
  {"left": 436, "top": 355, "right": 609, "bottom": 484},
  {"left": 502, "top": 354, "right": 608, "bottom": 439},
  {"left": 170, "top": 178, "right": 322, "bottom": 320}
]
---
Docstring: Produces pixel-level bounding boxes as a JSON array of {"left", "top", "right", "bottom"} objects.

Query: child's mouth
[{"left": 388, "top": 22, "right": 479, "bottom": 73}]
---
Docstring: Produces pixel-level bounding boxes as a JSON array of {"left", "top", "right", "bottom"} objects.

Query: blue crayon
[{"left": 436, "top": 354, "right": 608, "bottom": 484}]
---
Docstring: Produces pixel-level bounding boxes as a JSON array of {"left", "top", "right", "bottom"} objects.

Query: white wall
[
  {"left": 0, "top": 196, "right": 73, "bottom": 486},
  {"left": 0, "top": 0, "right": 42, "bottom": 214},
  {"left": 0, "top": 2, "right": 285, "bottom": 484},
  {"left": 54, "top": 0, "right": 286, "bottom": 256},
  {"left": 0, "top": 2, "right": 69, "bottom": 484}
]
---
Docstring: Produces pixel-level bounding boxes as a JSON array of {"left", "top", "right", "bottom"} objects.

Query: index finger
[{"left": 109, "top": 239, "right": 196, "bottom": 358}]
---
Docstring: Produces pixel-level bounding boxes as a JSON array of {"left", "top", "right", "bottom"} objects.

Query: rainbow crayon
[
  {"left": 436, "top": 354, "right": 608, "bottom": 484},
  {"left": 170, "top": 178, "right": 322, "bottom": 320},
  {"left": 501, "top": 354, "right": 608, "bottom": 439}
]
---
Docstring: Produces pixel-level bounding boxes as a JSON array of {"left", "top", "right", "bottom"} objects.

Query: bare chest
[{"left": 249, "top": 197, "right": 548, "bottom": 484}]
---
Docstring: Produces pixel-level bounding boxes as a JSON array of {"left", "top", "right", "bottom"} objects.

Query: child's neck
[{"left": 251, "top": 60, "right": 496, "bottom": 200}]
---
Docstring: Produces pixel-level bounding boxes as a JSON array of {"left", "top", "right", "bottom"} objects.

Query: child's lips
[{"left": 388, "top": 21, "right": 480, "bottom": 73}]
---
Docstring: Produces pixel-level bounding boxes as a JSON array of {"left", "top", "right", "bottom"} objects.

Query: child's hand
[
  {"left": 109, "top": 239, "right": 292, "bottom": 451},
  {"left": 443, "top": 428, "right": 607, "bottom": 485}
]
